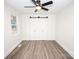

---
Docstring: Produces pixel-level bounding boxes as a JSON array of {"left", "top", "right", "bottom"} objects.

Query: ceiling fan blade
[
  {"left": 42, "top": 1, "right": 53, "bottom": 6},
  {"left": 32, "top": 0, "right": 36, "bottom": 5},
  {"left": 41, "top": 7, "right": 49, "bottom": 11},
  {"left": 24, "top": 6, "right": 36, "bottom": 8},
  {"left": 35, "top": 9, "right": 38, "bottom": 12}
]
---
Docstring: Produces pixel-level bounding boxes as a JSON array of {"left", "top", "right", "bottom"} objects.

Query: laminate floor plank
[{"left": 6, "top": 40, "right": 73, "bottom": 59}]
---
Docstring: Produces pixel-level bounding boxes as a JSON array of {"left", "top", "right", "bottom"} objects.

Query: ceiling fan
[{"left": 24, "top": 0, "right": 53, "bottom": 12}]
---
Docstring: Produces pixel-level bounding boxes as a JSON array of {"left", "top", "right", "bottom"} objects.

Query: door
[{"left": 30, "top": 18, "right": 48, "bottom": 40}]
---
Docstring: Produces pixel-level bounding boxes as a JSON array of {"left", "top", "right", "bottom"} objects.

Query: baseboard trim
[
  {"left": 55, "top": 40, "right": 74, "bottom": 57},
  {"left": 5, "top": 40, "right": 22, "bottom": 58}
]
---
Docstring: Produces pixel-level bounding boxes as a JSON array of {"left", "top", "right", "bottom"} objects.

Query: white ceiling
[{"left": 4, "top": 0, "right": 74, "bottom": 14}]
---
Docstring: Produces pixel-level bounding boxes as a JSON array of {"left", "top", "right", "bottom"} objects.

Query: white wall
[
  {"left": 21, "top": 14, "right": 56, "bottom": 40},
  {"left": 55, "top": 3, "right": 74, "bottom": 57},
  {"left": 4, "top": 5, "right": 22, "bottom": 57},
  {"left": 4, "top": 1, "right": 74, "bottom": 58}
]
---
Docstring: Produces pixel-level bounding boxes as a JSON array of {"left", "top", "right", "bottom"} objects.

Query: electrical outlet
[{"left": 18, "top": 44, "right": 22, "bottom": 48}]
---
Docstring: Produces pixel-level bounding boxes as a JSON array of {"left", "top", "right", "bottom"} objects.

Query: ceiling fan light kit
[
  {"left": 24, "top": 0, "right": 53, "bottom": 12},
  {"left": 36, "top": 6, "right": 41, "bottom": 10}
]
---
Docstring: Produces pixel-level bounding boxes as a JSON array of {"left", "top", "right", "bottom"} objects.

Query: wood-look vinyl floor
[{"left": 6, "top": 40, "right": 73, "bottom": 59}]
